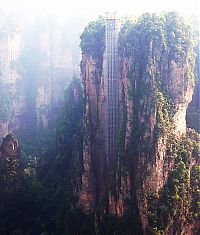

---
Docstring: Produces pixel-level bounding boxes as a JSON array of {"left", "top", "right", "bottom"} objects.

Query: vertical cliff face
[
  {"left": 0, "top": 134, "right": 22, "bottom": 195},
  {"left": 119, "top": 13, "right": 199, "bottom": 234},
  {"left": 0, "top": 16, "right": 25, "bottom": 138},
  {"left": 80, "top": 13, "right": 200, "bottom": 234},
  {"left": 20, "top": 19, "right": 71, "bottom": 135},
  {"left": 186, "top": 21, "right": 200, "bottom": 133},
  {"left": 187, "top": 56, "right": 200, "bottom": 133},
  {"left": 79, "top": 19, "right": 108, "bottom": 214},
  {"left": 0, "top": 16, "right": 73, "bottom": 139},
  {"left": 34, "top": 20, "right": 72, "bottom": 130}
]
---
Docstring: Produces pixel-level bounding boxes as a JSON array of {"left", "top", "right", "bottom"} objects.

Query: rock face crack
[{"left": 79, "top": 13, "right": 200, "bottom": 234}]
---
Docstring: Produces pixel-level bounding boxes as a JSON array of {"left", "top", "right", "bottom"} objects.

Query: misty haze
[{"left": 0, "top": 1, "right": 199, "bottom": 235}]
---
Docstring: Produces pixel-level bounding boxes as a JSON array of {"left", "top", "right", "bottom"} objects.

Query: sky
[
  {"left": 1, "top": 0, "right": 199, "bottom": 20},
  {"left": 0, "top": 0, "right": 199, "bottom": 78}
]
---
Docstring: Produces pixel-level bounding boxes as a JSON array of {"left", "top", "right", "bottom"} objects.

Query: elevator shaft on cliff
[{"left": 104, "top": 15, "right": 119, "bottom": 162}]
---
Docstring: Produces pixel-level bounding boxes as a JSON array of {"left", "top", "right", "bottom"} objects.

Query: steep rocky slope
[
  {"left": 0, "top": 11, "right": 199, "bottom": 235},
  {"left": 0, "top": 134, "right": 22, "bottom": 195},
  {"left": 187, "top": 65, "right": 200, "bottom": 132},
  {"left": 79, "top": 18, "right": 108, "bottom": 214},
  {"left": 79, "top": 13, "right": 200, "bottom": 234},
  {"left": 0, "top": 15, "right": 76, "bottom": 139}
]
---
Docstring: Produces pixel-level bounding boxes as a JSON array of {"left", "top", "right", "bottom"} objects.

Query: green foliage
[
  {"left": 118, "top": 12, "right": 194, "bottom": 158},
  {"left": 0, "top": 12, "right": 198, "bottom": 235},
  {"left": 80, "top": 17, "right": 105, "bottom": 70},
  {"left": 187, "top": 109, "right": 199, "bottom": 132},
  {"left": 105, "top": 213, "right": 136, "bottom": 235},
  {"left": 80, "top": 16, "right": 105, "bottom": 56},
  {"left": 146, "top": 130, "right": 200, "bottom": 233},
  {"left": 190, "top": 164, "right": 200, "bottom": 219},
  {"left": 0, "top": 155, "right": 20, "bottom": 194},
  {"left": 0, "top": 78, "right": 92, "bottom": 234},
  {"left": 32, "top": 78, "right": 84, "bottom": 233},
  {"left": 34, "top": 78, "right": 93, "bottom": 234},
  {"left": 154, "top": 91, "right": 175, "bottom": 137},
  {"left": 112, "top": 13, "right": 197, "bottom": 233}
]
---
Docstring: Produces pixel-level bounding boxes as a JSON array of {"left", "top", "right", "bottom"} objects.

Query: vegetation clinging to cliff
[
  {"left": 118, "top": 12, "right": 195, "bottom": 152},
  {"left": 0, "top": 11, "right": 199, "bottom": 235},
  {"left": 80, "top": 17, "right": 105, "bottom": 70},
  {"left": 116, "top": 12, "right": 198, "bottom": 234},
  {"left": 0, "top": 79, "right": 94, "bottom": 234},
  {"left": 147, "top": 130, "right": 200, "bottom": 234}
]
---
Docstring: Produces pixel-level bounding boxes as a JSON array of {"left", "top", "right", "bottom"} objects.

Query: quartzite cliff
[{"left": 79, "top": 13, "right": 200, "bottom": 234}]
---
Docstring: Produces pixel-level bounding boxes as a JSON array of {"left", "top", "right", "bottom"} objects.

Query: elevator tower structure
[{"left": 105, "top": 14, "right": 119, "bottom": 162}]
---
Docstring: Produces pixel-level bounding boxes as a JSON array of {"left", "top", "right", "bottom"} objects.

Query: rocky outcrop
[
  {"left": 79, "top": 54, "right": 108, "bottom": 213},
  {"left": 0, "top": 134, "right": 22, "bottom": 195},
  {"left": 79, "top": 13, "right": 200, "bottom": 234},
  {"left": 0, "top": 19, "right": 25, "bottom": 138},
  {"left": 187, "top": 78, "right": 200, "bottom": 132},
  {"left": 34, "top": 20, "right": 72, "bottom": 130},
  {"left": 119, "top": 13, "right": 198, "bottom": 234},
  {"left": 0, "top": 15, "right": 76, "bottom": 139}
]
